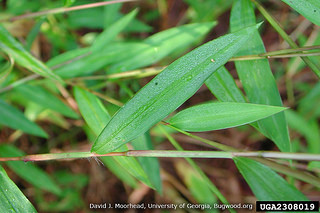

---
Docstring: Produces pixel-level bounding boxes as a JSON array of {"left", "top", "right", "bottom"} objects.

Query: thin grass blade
[
  {"left": 234, "top": 157, "right": 308, "bottom": 201},
  {"left": 282, "top": 0, "right": 320, "bottom": 26},
  {"left": 74, "top": 87, "right": 153, "bottom": 188},
  {"left": 91, "top": 9, "right": 138, "bottom": 52},
  {"left": 14, "top": 84, "right": 78, "bottom": 119},
  {"left": 0, "top": 144, "right": 62, "bottom": 195},
  {"left": 205, "top": 66, "right": 246, "bottom": 103},
  {"left": 0, "top": 165, "right": 37, "bottom": 213},
  {"left": 0, "top": 25, "right": 62, "bottom": 82},
  {"left": 168, "top": 102, "right": 287, "bottom": 132},
  {"left": 0, "top": 99, "right": 47, "bottom": 138},
  {"left": 131, "top": 132, "right": 162, "bottom": 193},
  {"left": 230, "top": 0, "right": 290, "bottom": 152}
]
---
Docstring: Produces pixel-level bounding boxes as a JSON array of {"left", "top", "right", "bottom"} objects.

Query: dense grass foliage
[{"left": 0, "top": 0, "right": 319, "bottom": 212}]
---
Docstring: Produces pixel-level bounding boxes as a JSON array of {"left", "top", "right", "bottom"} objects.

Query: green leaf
[
  {"left": 0, "top": 99, "right": 47, "bottom": 138},
  {"left": 91, "top": 9, "right": 138, "bottom": 52},
  {"left": 176, "top": 161, "right": 217, "bottom": 209},
  {"left": 74, "top": 87, "right": 153, "bottom": 188},
  {"left": 234, "top": 157, "right": 308, "bottom": 201},
  {"left": 109, "top": 22, "right": 217, "bottom": 72},
  {"left": 14, "top": 84, "right": 78, "bottom": 119},
  {"left": 205, "top": 66, "right": 246, "bottom": 103},
  {"left": 282, "top": 0, "right": 320, "bottom": 26},
  {"left": 0, "top": 54, "right": 14, "bottom": 84},
  {"left": 0, "top": 144, "right": 62, "bottom": 195},
  {"left": 168, "top": 102, "right": 286, "bottom": 132},
  {"left": 285, "top": 110, "right": 320, "bottom": 153},
  {"left": 131, "top": 132, "right": 162, "bottom": 193},
  {"left": 0, "top": 165, "right": 37, "bottom": 213},
  {"left": 230, "top": 0, "right": 290, "bottom": 152},
  {"left": 92, "top": 24, "right": 258, "bottom": 154},
  {"left": 64, "top": 0, "right": 76, "bottom": 7},
  {"left": 0, "top": 25, "right": 62, "bottom": 82}
]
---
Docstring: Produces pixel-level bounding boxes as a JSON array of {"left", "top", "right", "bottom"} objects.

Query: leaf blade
[
  {"left": 234, "top": 157, "right": 308, "bottom": 201},
  {"left": 168, "top": 102, "right": 286, "bottom": 132},
  {"left": 282, "top": 0, "right": 320, "bottom": 26},
  {"left": 14, "top": 84, "right": 78, "bottom": 119},
  {"left": 92, "top": 24, "right": 258, "bottom": 154},
  {"left": 74, "top": 87, "right": 153, "bottom": 188},
  {"left": 0, "top": 25, "right": 61, "bottom": 82},
  {"left": 0, "top": 99, "right": 47, "bottom": 138},
  {"left": 230, "top": 0, "right": 290, "bottom": 152},
  {"left": 0, "top": 165, "right": 37, "bottom": 213},
  {"left": 0, "top": 144, "right": 62, "bottom": 196}
]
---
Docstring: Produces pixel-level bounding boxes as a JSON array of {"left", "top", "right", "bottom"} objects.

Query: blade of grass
[
  {"left": 74, "top": 87, "right": 153, "bottom": 189},
  {"left": 234, "top": 157, "right": 308, "bottom": 201},
  {"left": 159, "top": 126, "right": 234, "bottom": 213},
  {"left": 91, "top": 9, "right": 138, "bottom": 52},
  {"left": 0, "top": 99, "right": 48, "bottom": 138},
  {"left": 168, "top": 102, "right": 287, "bottom": 132},
  {"left": 131, "top": 132, "right": 162, "bottom": 193},
  {"left": 205, "top": 66, "right": 246, "bottom": 103},
  {"left": 230, "top": 0, "right": 290, "bottom": 152},
  {"left": 0, "top": 53, "right": 14, "bottom": 84},
  {"left": 252, "top": 0, "right": 320, "bottom": 78},
  {"left": 91, "top": 24, "right": 259, "bottom": 154},
  {"left": 0, "top": 165, "right": 37, "bottom": 213},
  {"left": 14, "top": 84, "right": 78, "bottom": 119},
  {"left": 0, "top": 25, "right": 62, "bottom": 82},
  {"left": 0, "top": 144, "right": 62, "bottom": 196},
  {"left": 281, "top": 0, "right": 320, "bottom": 26},
  {"left": 165, "top": 124, "right": 320, "bottom": 186}
]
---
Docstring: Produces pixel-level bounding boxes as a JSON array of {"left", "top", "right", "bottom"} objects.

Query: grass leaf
[
  {"left": 0, "top": 54, "right": 14, "bottom": 84},
  {"left": 14, "top": 84, "right": 78, "bottom": 119},
  {"left": 282, "top": 0, "right": 320, "bottom": 26},
  {"left": 0, "top": 99, "right": 47, "bottom": 138},
  {"left": 205, "top": 66, "right": 246, "bottom": 103},
  {"left": 74, "top": 87, "right": 154, "bottom": 188},
  {"left": 91, "top": 9, "right": 138, "bottom": 52},
  {"left": 131, "top": 132, "right": 162, "bottom": 193},
  {"left": 168, "top": 102, "right": 287, "bottom": 132},
  {"left": 230, "top": 0, "right": 290, "bottom": 152},
  {"left": 0, "top": 144, "right": 62, "bottom": 195},
  {"left": 91, "top": 24, "right": 258, "bottom": 154},
  {"left": 0, "top": 165, "right": 37, "bottom": 213},
  {"left": 0, "top": 25, "right": 62, "bottom": 82},
  {"left": 109, "top": 22, "right": 217, "bottom": 72},
  {"left": 234, "top": 157, "right": 308, "bottom": 201}
]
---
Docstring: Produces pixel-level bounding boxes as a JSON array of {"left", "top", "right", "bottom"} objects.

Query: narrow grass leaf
[
  {"left": 176, "top": 161, "right": 218, "bottom": 210},
  {"left": 298, "top": 82, "right": 320, "bottom": 118},
  {"left": 0, "top": 144, "right": 62, "bottom": 195},
  {"left": 0, "top": 165, "right": 37, "bottom": 213},
  {"left": 205, "top": 66, "right": 246, "bottom": 103},
  {"left": 230, "top": 0, "right": 290, "bottom": 152},
  {"left": 92, "top": 24, "right": 258, "bottom": 154},
  {"left": 169, "top": 102, "right": 286, "bottom": 132},
  {"left": 0, "top": 55, "right": 14, "bottom": 84},
  {"left": 282, "top": 0, "right": 320, "bottom": 26},
  {"left": 15, "top": 84, "right": 78, "bottom": 119},
  {"left": 91, "top": 9, "right": 138, "bottom": 52},
  {"left": 285, "top": 110, "right": 320, "bottom": 153},
  {"left": 131, "top": 132, "right": 162, "bottom": 193},
  {"left": 234, "top": 157, "right": 308, "bottom": 201},
  {"left": 0, "top": 99, "right": 47, "bottom": 138},
  {"left": 0, "top": 25, "right": 62, "bottom": 82},
  {"left": 25, "top": 18, "right": 45, "bottom": 51},
  {"left": 74, "top": 87, "right": 153, "bottom": 188},
  {"left": 109, "top": 22, "right": 216, "bottom": 72}
]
